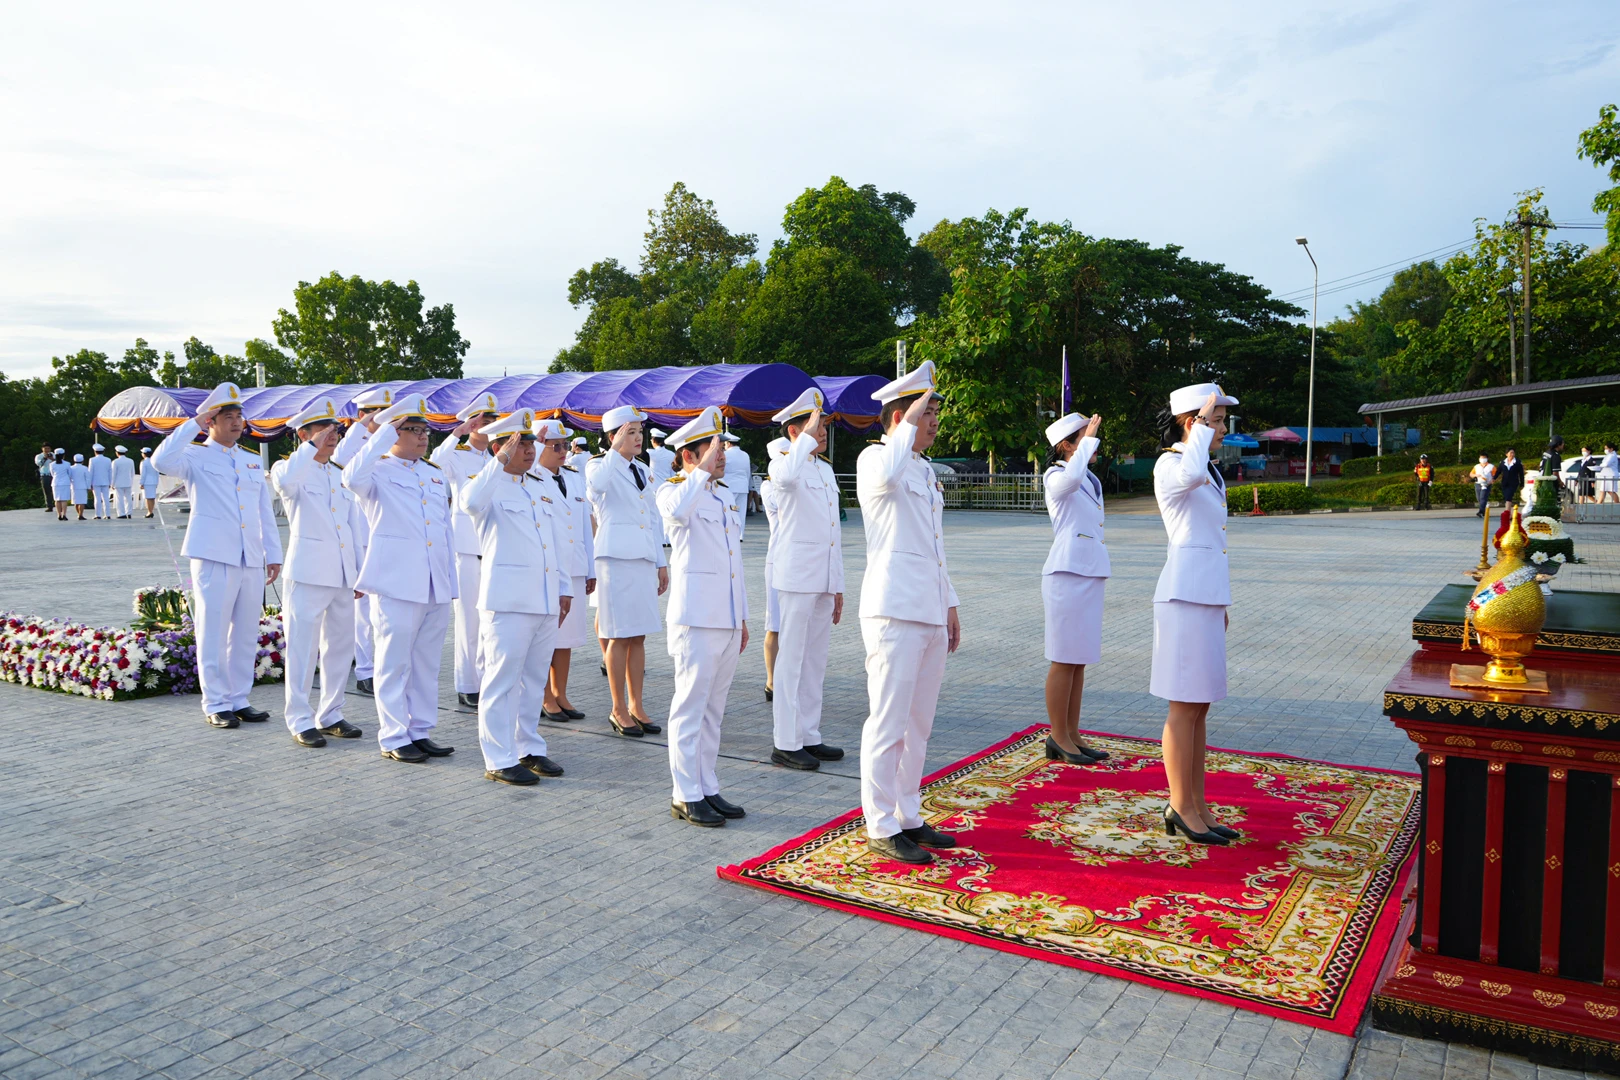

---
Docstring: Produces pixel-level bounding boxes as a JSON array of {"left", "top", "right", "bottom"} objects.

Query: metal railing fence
[{"left": 830, "top": 473, "right": 1048, "bottom": 513}]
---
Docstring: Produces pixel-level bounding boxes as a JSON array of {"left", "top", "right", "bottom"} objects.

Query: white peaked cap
[
  {"left": 872, "top": 359, "right": 939, "bottom": 405},
  {"left": 666, "top": 406, "right": 724, "bottom": 450},
  {"left": 199, "top": 382, "right": 244, "bottom": 413},
  {"left": 456, "top": 391, "right": 501, "bottom": 421},
  {"left": 602, "top": 405, "right": 646, "bottom": 431},
  {"left": 54, "top": 448, "right": 65, "bottom": 454},
  {"left": 74, "top": 453, "right": 84, "bottom": 462},
  {"left": 771, "top": 387, "right": 825, "bottom": 425},
  {"left": 375, "top": 394, "right": 430, "bottom": 425},
  {"left": 351, "top": 386, "right": 395, "bottom": 410},
  {"left": 140, "top": 447, "right": 150, "bottom": 454},
  {"left": 482, "top": 409, "right": 535, "bottom": 440},
  {"left": 1045, "top": 413, "right": 1085, "bottom": 446},
  {"left": 289, "top": 398, "right": 340, "bottom": 430},
  {"left": 92, "top": 443, "right": 104, "bottom": 451},
  {"left": 649, "top": 427, "right": 669, "bottom": 438},
  {"left": 571, "top": 436, "right": 588, "bottom": 447},
  {"left": 1167, "top": 382, "right": 1239, "bottom": 415},
  {"left": 767, "top": 436, "right": 791, "bottom": 456},
  {"left": 115, "top": 445, "right": 127, "bottom": 453},
  {"left": 722, "top": 432, "right": 740, "bottom": 443},
  {"left": 534, "top": 418, "right": 572, "bottom": 441}
]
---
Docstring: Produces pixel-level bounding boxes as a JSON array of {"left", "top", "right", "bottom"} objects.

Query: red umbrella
[{"left": 1257, "top": 427, "right": 1302, "bottom": 443}]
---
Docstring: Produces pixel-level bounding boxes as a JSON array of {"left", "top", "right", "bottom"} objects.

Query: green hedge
[
  {"left": 1341, "top": 427, "right": 1620, "bottom": 479},
  {"left": 1225, "top": 484, "right": 1323, "bottom": 513},
  {"left": 1373, "top": 482, "right": 1474, "bottom": 506}
]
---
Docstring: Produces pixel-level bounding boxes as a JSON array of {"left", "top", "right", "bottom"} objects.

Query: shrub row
[
  {"left": 1225, "top": 484, "right": 1323, "bottom": 514},
  {"left": 1373, "top": 482, "right": 1474, "bottom": 506}
]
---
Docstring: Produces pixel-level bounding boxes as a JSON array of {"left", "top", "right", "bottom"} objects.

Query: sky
[{"left": 2, "top": 0, "right": 1617, "bottom": 382}]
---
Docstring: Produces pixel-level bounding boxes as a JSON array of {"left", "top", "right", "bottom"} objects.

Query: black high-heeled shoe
[
  {"left": 1044, "top": 736, "right": 1095, "bottom": 765},
  {"left": 609, "top": 713, "right": 644, "bottom": 738},
  {"left": 1208, "top": 823, "right": 1241, "bottom": 840},
  {"left": 1078, "top": 744, "right": 1110, "bottom": 761},
  {"left": 1163, "top": 806, "right": 1229, "bottom": 845}
]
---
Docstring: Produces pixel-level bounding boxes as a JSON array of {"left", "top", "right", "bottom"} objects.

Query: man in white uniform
[
  {"left": 138, "top": 447, "right": 160, "bottom": 517},
  {"left": 270, "top": 399, "right": 365, "bottom": 747},
  {"left": 567, "top": 437, "right": 591, "bottom": 476},
  {"left": 111, "top": 446, "right": 136, "bottom": 518},
  {"left": 151, "top": 382, "right": 284, "bottom": 729},
  {"left": 344, "top": 394, "right": 458, "bottom": 764},
  {"left": 432, "top": 392, "right": 501, "bottom": 709},
  {"left": 88, "top": 443, "right": 113, "bottom": 519},
  {"left": 646, "top": 427, "right": 676, "bottom": 484},
  {"left": 857, "top": 360, "right": 961, "bottom": 864},
  {"left": 338, "top": 388, "right": 395, "bottom": 695},
  {"left": 659, "top": 407, "right": 749, "bottom": 827},
  {"left": 536, "top": 420, "right": 595, "bottom": 721},
  {"left": 723, "top": 428, "right": 750, "bottom": 541},
  {"left": 459, "top": 410, "right": 572, "bottom": 785},
  {"left": 766, "top": 389, "right": 846, "bottom": 771},
  {"left": 758, "top": 437, "right": 789, "bottom": 701}
]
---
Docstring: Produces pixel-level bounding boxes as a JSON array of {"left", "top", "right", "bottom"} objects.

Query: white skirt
[
  {"left": 1150, "top": 600, "right": 1228, "bottom": 703},
  {"left": 593, "top": 556, "right": 662, "bottom": 639},
  {"left": 1042, "top": 572, "right": 1104, "bottom": 665},
  {"left": 556, "top": 594, "right": 593, "bottom": 649}
]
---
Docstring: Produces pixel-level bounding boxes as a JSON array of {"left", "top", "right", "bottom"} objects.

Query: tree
[
  {"left": 1577, "top": 103, "right": 1620, "bottom": 248},
  {"left": 272, "top": 273, "right": 469, "bottom": 384},
  {"left": 732, "top": 246, "right": 895, "bottom": 375}
]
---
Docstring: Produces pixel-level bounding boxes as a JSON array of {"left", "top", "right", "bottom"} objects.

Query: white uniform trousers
[
  {"left": 372, "top": 594, "right": 451, "bottom": 751},
  {"left": 92, "top": 485, "right": 112, "bottom": 518},
  {"left": 190, "top": 558, "right": 263, "bottom": 715},
  {"left": 114, "top": 486, "right": 134, "bottom": 517},
  {"left": 281, "top": 579, "right": 356, "bottom": 734},
  {"left": 353, "top": 593, "right": 375, "bottom": 680},
  {"left": 772, "top": 591, "right": 834, "bottom": 751},
  {"left": 666, "top": 624, "right": 742, "bottom": 803},
  {"left": 452, "top": 553, "right": 484, "bottom": 693},
  {"left": 859, "top": 616, "right": 948, "bottom": 839},
  {"left": 476, "top": 610, "right": 559, "bottom": 770}
]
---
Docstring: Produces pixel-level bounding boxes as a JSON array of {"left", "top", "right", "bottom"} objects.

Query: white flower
[
  {"left": 1531, "top": 551, "right": 1548, "bottom": 564},
  {"left": 1552, "top": 553, "right": 1567, "bottom": 563}
]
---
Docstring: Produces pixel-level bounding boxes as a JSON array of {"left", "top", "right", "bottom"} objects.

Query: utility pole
[
  {"left": 896, "top": 339, "right": 907, "bottom": 380},
  {"left": 1497, "top": 286, "right": 1518, "bottom": 431},
  {"left": 1515, "top": 212, "right": 1556, "bottom": 427},
  {"left": 1296, "top": 238, "right": 1319, "bottom": 487}
]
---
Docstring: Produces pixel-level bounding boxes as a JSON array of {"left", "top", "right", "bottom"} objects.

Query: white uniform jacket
[
  {"left": 1041, "top": 436, "right": 1111, "bottom": 579},
  {"left": 111, "top": 455, "right": 135, "bottom": 488},
  {"left": 766, "top": 433, "right": 845, "bottom": 594},
  {"left": 1152, "top": 422, "right": 1230, "bottom": 606},
  {"left": 331, "top": 421, "right": 374, "bottom": 555},
  {"left": 647, "top": 446, "right": 676, "bottom": 485},
  {"left": 586, "top": 452, "right": 667, "bottom": 565},
  {"left": 855, "top": 424, "right": 959, "bottom": 625},
  {"left": 152, "top": 418, "right": 283, "bottom": 568},
  {"left": 270, "top": 441, "right": 361, "bottom": 589},
  {"left": 430, "top": 436, "right": 492, "bottom": 558},
  {"left": 657, "top": 470, "right": 747, "bottom": 629},
  {"left": 88, "top": 454, "right": 112, "bottom": 486},
  {"left": 460, "top": 457, "right": 572, "bottom": 615},
  {"left": 343, "top": 423, "right": 457, "bottom": 604},
  {"left": 567, "top": 450, "right": 593, "bottom": 476},
  {"left": 541, "top": 465, "right": 594, "bottom": 583},
  {"left": 723, "top": 446, "right": 751, "bottom": 511},
  {"left": 138, "top": 459, "right": 161, "bottom": 495}
]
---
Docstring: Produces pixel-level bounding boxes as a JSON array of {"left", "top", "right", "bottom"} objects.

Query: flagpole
[{"left": 1061, "top": 346, "right": 1071, "bottom": 415}]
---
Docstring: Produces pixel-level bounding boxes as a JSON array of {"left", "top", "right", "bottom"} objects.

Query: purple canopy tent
[{"left": 813, "top": 374, "right": 885, "bottom": 432}]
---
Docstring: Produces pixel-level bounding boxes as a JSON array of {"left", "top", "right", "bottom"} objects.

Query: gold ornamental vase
[{"left": 1453, "top": 507, "right": 1550, "bottom": 693}]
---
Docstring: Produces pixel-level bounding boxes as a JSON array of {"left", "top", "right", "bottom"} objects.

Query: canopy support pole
[
  {"left": 256, "top": 362, "right": 270, "bottom": 477},
  {"left": 1376, "top": 412, "right": 1383, "bottom": 470}
]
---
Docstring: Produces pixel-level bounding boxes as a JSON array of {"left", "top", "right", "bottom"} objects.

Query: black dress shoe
[
  {"left": 561, "top": 707, "right": 585, "bottom": 720},
  {"left": 317, "top": 719, "right": 363, "bottom": 739},
  {"left": 609, "top": 714, "right": 644, "bottom": 738},
  {"left": 235, "top": 705, "right": 270, "bottom": 723},
  {"left": 671, "top": 800, "right": 725, "bottom": 827},
  {"left": 805, "top": 743, "right": 844, "bottom": 761},
  {"left": 412, "top": 738, "right": 454, "bottom": 757},
  {"left": 205, "top": 712, "right": 240, "bottom": 729},
  {"left": 868, "top": 833, "right": 933, "bottom": 864},
  {"left": 764, "top": 685, "right": 773, "bottom": 702},
  {"left": 1079, "top": 744, "right": 1111, "bottom": 761},
  {"left": 704, "top": 793, "right": 745, "bottom": 819},
  {"left": 1209, "top": 824, "right": 1242, "bottom": 840},
  {"left": 771, "top": 747, "right": 821, "bottom": 771},
  {"left": 903, "top": 822, "right": 957, "bottom": 849},
  {"left": 1163, "top": 806, "right": 1230, "bottom": 845},
  {"left": 631, "top": 715, "right": 662, "bottom": 734},
  {"left": 520, "top": 754, "right": 564, "bottom": 777},
  {"left": 457, "top": 692, "right": 479, "bottom": 709},
  {"left": 383, "top": 744, "right": 428, "bottom": 763},
  {"left": 292, "top": 729, "right": 327, "bottom": 748},
  {"left": 599, "top": 662, "right": 608, "bottom": 676},
  {"left": 486, "top": 765, "right": 539, "bottom": 786},
  {"left": 354, "top": 677, "right": 374, "bottom": 696},
  {"left": 1044, "top": 736, "right": 1094, "bottom": 765},
  {"left": 541, "top": 709, "right": 570, "bottom": 722}
]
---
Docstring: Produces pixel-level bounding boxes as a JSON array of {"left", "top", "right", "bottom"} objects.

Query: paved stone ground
[{"left": 1, "top": 501, "right": 1616, "bottom": 1080}]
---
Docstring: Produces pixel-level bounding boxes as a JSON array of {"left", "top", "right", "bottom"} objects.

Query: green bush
[
  {"left": 1373, "top": 482, "right": 1473, "bottom": 506},
  {"left": 1226, "top": 484, "right": 1323, "bottom": 513}
]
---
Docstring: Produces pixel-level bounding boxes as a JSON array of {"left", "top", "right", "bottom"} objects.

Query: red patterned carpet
[{"left": 720, "top": 725, "right": 1420, "bottom": 1034}]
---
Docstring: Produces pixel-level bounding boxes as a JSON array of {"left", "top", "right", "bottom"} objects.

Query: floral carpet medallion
[{"left": 720, "top": 726, "right": 1421, "bottom": 1033}]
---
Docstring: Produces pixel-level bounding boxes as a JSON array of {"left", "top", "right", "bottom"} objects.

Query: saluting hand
[
  {"left": 804, "top": 407, "right": 823, "bottom": 441},
  {"left": 452, "top": 416, "right": 478, "bottom": 438},
  {"left": 697, "top": 435, "right": 723, "bottom": 476},
  {"left": 1199, "top": 391, "right": 1219, "bottom": 423},
  {"left": 1083, "top": 413, "right": 1102, "bottom": 440}
]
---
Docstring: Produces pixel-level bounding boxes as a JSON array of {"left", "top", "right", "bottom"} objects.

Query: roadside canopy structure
[
  {"left": 1358, "top": 373, "right": 1620, "bottom": 454},
  {"left": 94, "top": 364, "right": 889, "bottom": 441},
  {"left": 1256, "top": 427, "right": 1302, "bottom": 443},
  {"left": 1223, "top": 433, "right": 1260, "bottom": 449}
]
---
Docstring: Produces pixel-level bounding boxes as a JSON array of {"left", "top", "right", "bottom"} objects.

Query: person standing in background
[
  {"left": 1470, "top": 454, "right": 1496, "bottom": 517},
  {"left": 535, "top": 420, "right": 595, "bottom": 723},
  {"left": 1598, "top": 442, "right": 1619, "bottom": 503},
  {"left": 758, "top": 436, "right": 789, "bottom": 702},
  {"left": 646, "top": 427, "right": 675, "bottom": 485},
  {"left": 138, "top": 447, "right": 160, "bottom": 517},
  {"left": 88, "top": 444, "right": 113, "bottom": 519},
  {"left": 1413, "top": 454, "right": 1433, "bottom": 511},
  {"left": 723, "top": 426, "right": 750, "bottom": 542},
  {"left": 432, "top": 393, "right": 502, "bottom": 711},
  {"left": 69, "top": 454, "right": 91, "bottom": 520},
  {"left": 567, "top": 436, "right": 591, "bottom": 475},
  {"left": 111, "top": 446, "right": 136, "bottom": 518},
  {"left": 35, "top": 444, "right": 54, "bottom": 512},
  {"left": 1497, "top": 448, "right": 1524, "bottom": 509},
  {"left": 51, "top": 450, "right": 72, "bottom": 520}
]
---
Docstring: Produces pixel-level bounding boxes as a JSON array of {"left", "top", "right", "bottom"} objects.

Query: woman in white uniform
[
  {"left": 50, "top": 450, "right": 71, "bottom": 520},
  {"left": 759, "top": 436, "right": 789, "bottom": 700},
  {"left": 1151, "top": 384, "right": 1239, "bottom": 846},
  {"left": 1040, "top": 412, "right": 1110, "bottom": 765},
  {"left": 1597, "top": 441, "right": 1619, "bottom": 503},
  {"left": 584, "top": 405, "right": 669, "bottom": 737}
]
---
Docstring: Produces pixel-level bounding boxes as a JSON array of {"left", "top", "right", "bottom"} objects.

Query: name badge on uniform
[
  {"left": 574, "top": 496, "right": 584, "bottom": 502},
  {"left": 246, "top": 462, "right": 261, "bottom": 471},
  {"left": 431, "top": 477, "right": 444, "bottom": 485},
  {"left": 540, "top": 496, "right": 553, "bottom": 504}
]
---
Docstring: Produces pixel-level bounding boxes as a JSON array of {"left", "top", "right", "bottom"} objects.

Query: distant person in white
[
  {"left": 69, "top": 454, "right": 90, "bottom": 520},
  {"left": 758, "top": 437, "right": 790, "bottom": 700},
  {"left": 459, "top": 409, "right": 572, "bottom": 786},
  {"left": 1598, "top": 441, "right": 1619, "bottom": 503},
  {"left": 856, "top": 360, "right": 961, "bottom": 866},
  {"left": 432, "top": 393, "right": 502, "bottom": 710},
  {"left": 337, "top": 388, "right": 396, "bottom": 696},
  {"left": 269, "top": 399, "right": 365, "bottom": 748},
  {"left": 344, "top": 394, "right": 458, "bottom": 764},
  {"left": 138, "top": 447, "right": 160, "bottom": 517},
  {"left": 646, "top": 427, "right": 676, "bottom": 484},
  {"left": 658, "top": 407, "right": 749, "bottom": 828},
  {"left": 1151, "top": 383, "right": 1241, "bottom": 847},
  {"left": 1040, "top": 411, "right": 1111, "bottom": 765},
  {"left": 566, "top": 436, "right": 592, "bottom": 476},
  {"left": 723, "top": 429, "right": 750, "bottom": 541},
  {"left": 535, "top": 420, "right": 595, "bottom": 722},
  {"left": 87, "top": 443, "right": 113, "bottom": 519},
  {"left": 111, "top": 445, "right": 136, "bottom": 518},
  {"left": 1470, "top": 454, "right": 1496, "bottom": 517},
  {"left": 50, "top": 449, "right": 71, "bottom": 520},
  {"left": 151, "top": 382, "right": 284, "bottom": 729},
  {"left": 766, "top": 389, "right": 846, "bottom": 772}
]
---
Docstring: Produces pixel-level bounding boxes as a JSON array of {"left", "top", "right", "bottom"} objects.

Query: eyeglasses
[{"left": 396, "top": 424, "right": 429, "bottom": 436}]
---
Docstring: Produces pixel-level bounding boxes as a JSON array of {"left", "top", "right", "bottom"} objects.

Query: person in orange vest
[{"left": 1413, "top": 454, "right": 1433, "bottom": 510}]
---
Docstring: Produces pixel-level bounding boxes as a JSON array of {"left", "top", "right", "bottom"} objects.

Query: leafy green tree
[
  {"left": 690, "top": 261, "right": 764, "bottom": 364},
  {"left": 272, "top": 272, "right": 469, "bottom": 383},
  {"left": 776, "top": 177, "right": 944, "bottom": 318},
  {"left": 1577, "top": 103, "right": 1620, "bottom": 248},
  {"left": 733, "top": 246, "right": 895, "bottom": 375}
]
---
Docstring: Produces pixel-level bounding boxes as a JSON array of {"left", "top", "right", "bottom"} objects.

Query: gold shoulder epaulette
[
  {"left": 422, "top": 459, "right": 441, "bottom": 470},
  {"left": 666, "top": 474, "right": 686, "bottom": 484},
  {"left": 562, "top": 464, "right": 578, "bottom": 473}
]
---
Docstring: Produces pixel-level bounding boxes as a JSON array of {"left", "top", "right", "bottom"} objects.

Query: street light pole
[
  {"left": 1497, "top": 286, "right": 1518, "bottom": 430},
  {"left": 1295, "top": 237, "right": 1318, "bottom": 488}
]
